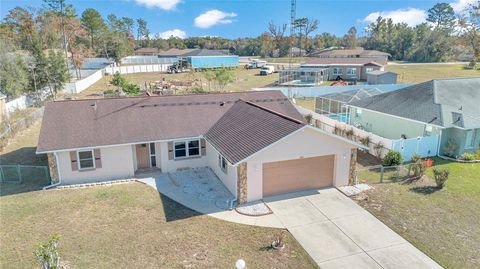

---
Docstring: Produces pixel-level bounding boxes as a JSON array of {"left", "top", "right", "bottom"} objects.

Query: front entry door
[{"left": 135, "top": 144, "right": 150, "bottom": 169}]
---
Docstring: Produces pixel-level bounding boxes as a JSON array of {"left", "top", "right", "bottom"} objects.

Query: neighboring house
[
  {"left": 309, "top": 48, "right": 390, "bottom": 61},
  {"left": 37, "top": 91, "right": 361, "bottom": 203},
  {"left": 300, "top": 58, "right": 385, "bottom": 81},
  {"left": 348, "top": 78, "right": 480, "bottom": 157},
  {"left": 367, "top": 71, "right": 398, "bottom": 85}
]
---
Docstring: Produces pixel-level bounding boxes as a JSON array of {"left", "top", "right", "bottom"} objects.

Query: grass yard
[
  {"left": 77, "top": 68, "right": 278, "bottom": 99},
  {"left": 385, "top": 64, "right": 479, "bottom": 84},
  {"left": 0, "top": 183, "right": 318, "bottom": 269},
  {"left": 356, "top": 157, "right": 480, "bottom": 269},
  {"left": 292, "top": 97, "right": 315, "bottom": 111}
]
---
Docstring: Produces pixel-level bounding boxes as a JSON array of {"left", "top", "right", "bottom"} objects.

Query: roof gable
[{"left": 204, "top": 100, "right": 305, "bottom": 164}]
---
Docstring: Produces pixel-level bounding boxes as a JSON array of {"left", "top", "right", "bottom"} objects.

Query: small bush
[
  {"left": 35, "top": 235, "right": 61, "bottom": 269},
  {"left": 304, "top": 114, "right": 313, "bottom": 124},
  {"left": 374, "top": 141, "right": 384, "bottom": 159},
  {"left": 359, "top": 136, "right": 370, "bottom": 146},
  {"left": 345, "top": 128, "right": 354, "bottom": 139},
  {"left": 432, "top": 168, "right": 449, "bottom": 188},
  {"left": 461, "top": 152, "right": 476, "bottom": 161},
  {"left": 383, "top": 150, "right": 403, "bottom": 166},
  {"left": 410, "top": 154, "right": 425, "bottom": 178},
  {"left": 475, "top": 148, "right": 480, "bottom": 159}
]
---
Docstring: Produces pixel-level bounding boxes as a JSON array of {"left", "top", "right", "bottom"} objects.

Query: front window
[
  {"left": 78, "top": 150, "right": 95, "bottom": 170},
  {"left": 174, "top": 139, "right": 200, "bottom": 159},
  {"left": 150, "top": 143, "right": 156, "bottom": 167},
  {"left": 347, "top": 68, "right": 357, "bottom": 76},
  {"left": 366, "top": 67, "right": 374, "bottom": 73},
  {"left": 333, "top": 68, "right": 342, "bottom": 75},
  {"left": 219, "top": 154, "right": 228, "bottom": 173}
]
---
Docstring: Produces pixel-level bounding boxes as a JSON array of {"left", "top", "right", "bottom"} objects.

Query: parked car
[
  {"left": 245, "top": 59, "right": 267, "bottom": 69},
  {"left": 260, "top": 65, "right": 275, "bottom": 75},
  {"left": 168, "top": 59, "right": 190, "bottom": 73}
]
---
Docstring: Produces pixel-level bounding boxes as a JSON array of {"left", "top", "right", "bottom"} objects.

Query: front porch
[{"left": 136, "top": 167, "right": 284, "bottom": 228}]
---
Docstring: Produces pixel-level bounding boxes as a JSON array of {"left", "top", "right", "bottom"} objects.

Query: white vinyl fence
[
  {"left": 392, "top": 135, "right": 440, "bottom": 162},
  {"left": 64, "top": 69, "right": 104, "bottom": 94},
  {"left": 105, "top": 64, "right": 170, "bottom": 75}
]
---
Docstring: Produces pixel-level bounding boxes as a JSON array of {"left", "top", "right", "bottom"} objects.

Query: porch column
[
  {"left": 47, "top": 153, "right": 59, "bottom": 184},
  {"left": 348, "top": 148, "right": 358, "bottom": 185},
  {"left": 236, "top": 162, "right": 248, "bottom": 204}
]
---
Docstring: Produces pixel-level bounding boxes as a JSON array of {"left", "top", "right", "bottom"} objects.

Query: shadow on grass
[
  {"left": 409, "top": 186, "right": 441, "bottom": 195},
  {"left": 158, "top": 192, "right": 202, "bottom": 222},
  {"left": 1, "top": 147, "right": 49, "bottom": 197}
]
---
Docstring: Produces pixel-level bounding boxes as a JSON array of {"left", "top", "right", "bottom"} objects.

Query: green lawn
[
  {"left": 385, "top": 64, "right": 479, "bottom": 84},
  {"left": 356, "top": 158, "right": 480, "bottom": 269},
  {"left": 292, "top": 97, "right": 315, "bottom": 111},
  {"left": 0, "top": 183, "right": 318, "bottom": 269},
  {"left": 77, "top": 68, "right": 278, "bottom": 99}
]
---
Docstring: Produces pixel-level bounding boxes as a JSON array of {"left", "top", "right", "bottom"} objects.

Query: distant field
[
  {"left": 79, "top": 68, "right": 278, "bottom": 99},
  {"left": 385, "top": 64, "right": 479, "bottom": 83}
]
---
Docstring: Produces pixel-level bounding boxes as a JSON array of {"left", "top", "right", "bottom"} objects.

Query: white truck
[
  {"left": 260, "top": 65, "right": 275, "bottom": 75},
  {"left": 245, "top": 59, "right": 267, "bottom": 69}
]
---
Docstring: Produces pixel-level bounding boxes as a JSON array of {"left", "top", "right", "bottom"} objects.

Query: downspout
[
  {"left": 43, "top": 152, "right": 62, "bottom": 190},
  {"left": 436, "top": 129, "right": 442, "bottom": 157}
]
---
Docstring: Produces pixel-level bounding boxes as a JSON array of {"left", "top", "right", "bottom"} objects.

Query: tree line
[{"left": 0, "top": 0, "right": 478, "bottom": 99}]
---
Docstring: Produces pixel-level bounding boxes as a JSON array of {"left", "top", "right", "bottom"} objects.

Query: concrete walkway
[
  {"left": 136, "top": 171, "right": 284, "bottom": 228},
  {"left": 264, "top": 189, "right": 443, "bottom": 269}
]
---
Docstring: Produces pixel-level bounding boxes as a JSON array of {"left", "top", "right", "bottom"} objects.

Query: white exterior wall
[
  {"left": 205, "top": 141, "right": 237, "bottom": 196},
  {"left": 158, "top": 141, "right": 208, "bottom": 173},
  {"left": 57, "top": 145, "right": 135, "bottom": 184},
  {"left": 246, "top": 127, "right": 354, "bottom": 201}
]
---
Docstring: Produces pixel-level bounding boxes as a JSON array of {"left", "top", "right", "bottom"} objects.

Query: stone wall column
[
  {"left": 236, "top": 162, "right": 248, "bottom": 204},
  {"left": 47, "top": 153, "right": 59, "bottom": 184},
  {"left": 348, "top": 148, "right": 358, "bottom": 185}
]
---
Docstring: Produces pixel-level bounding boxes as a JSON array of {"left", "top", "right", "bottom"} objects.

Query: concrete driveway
[{"left": 264, "top": 188, "right": 442, "bottom": 269}]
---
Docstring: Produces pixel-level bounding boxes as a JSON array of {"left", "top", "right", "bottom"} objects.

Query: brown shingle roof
[
  {"left": 37, "top": 91, "right": 304, "bottom": 153},
  {"left": 204, "top": 100, "right": 305, "bottom": 164},
  {"left": 313, "top": 49, "right": 390, "bottom": 57},
  {"left": 304, "top": 57, "right": 386, "bottom": 66}
]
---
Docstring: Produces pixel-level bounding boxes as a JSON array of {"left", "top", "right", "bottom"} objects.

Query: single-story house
[
  {"left": 309, "top": 48, "right": 390, "bottom": 62},
  {"left": 37, "top": 91, "right": 361, "bottom": 203},
  {"left": 347, "top": 77, "right": 480, "bottom": 157},
  {"left": 302, "top": 57, "right": 385, "bottom": 81},
  {"left": 367, "top": 70, "right": 398, "bottom": 85}
]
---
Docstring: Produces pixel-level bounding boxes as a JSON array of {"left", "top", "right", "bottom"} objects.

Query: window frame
[
  {"left": 219, "top": 154, "right": 228, "bottom": 174},
  {"left": 333, "top": 68, "right": 342, "bottom": 75},
  {"left": 77, "top": 150, "right": 95, "bottom": 170},
  {"left": 174, "top": 139, "right": 201, "bottom": 159},
  {"left": 366, "top": 67, "right": 374, "bottom": 73},
  {"left": 465, "top": 130, "right": 477, "bottom": 149},
  {"left": 347, "top": 68, "right": 357, "bottom": 76},
  {"left": 149, "top": 143, "right": 156, "bottom": 167}
]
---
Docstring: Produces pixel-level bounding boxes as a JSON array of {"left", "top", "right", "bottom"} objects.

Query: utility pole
[{"left": 289, "top": 0, "right": 297, "bottom": 67}]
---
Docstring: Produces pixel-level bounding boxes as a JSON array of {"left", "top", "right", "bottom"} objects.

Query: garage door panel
[{"left": 263, "top": 155, "right": 334, "bottom": 197}]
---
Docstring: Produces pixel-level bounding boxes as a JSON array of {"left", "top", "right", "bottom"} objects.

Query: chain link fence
[
  {"left": 356, "top": 164, "right": 413, "bottom": 184},
  {"left": 0, "top": 164, "right": 50, "bottom": 184}
]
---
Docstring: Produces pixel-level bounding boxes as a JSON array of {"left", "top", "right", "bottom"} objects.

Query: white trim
[
  {"left": 36, "top": 136, "right": 202, "bottom": 154},
  {"left": 148, "top": 142, "right": 156, "bottom": 167},
  {"left": 173, "top": 139, "right": 201, "bottom": 159},
  {"left": 347, "top": 105, "right": 445, "bottom": 129},
  {"left": 77, "top": 149, "right": 96, "bottom": 170}
]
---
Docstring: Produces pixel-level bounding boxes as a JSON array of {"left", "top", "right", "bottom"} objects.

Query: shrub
[
  {"left": 359, "top": 136, "right": 370, "bottom": 146},
  {"left": 272, "top": 230, "right": 286, "bottom": 249},
  {"left": 111, "top": 72, "right": 127, "bottom": 87},
  {"left": 475, "top": 147, "right": 480, "bottom": 160},
  {"left": 121, "top": 83, "right": 140, "bottom": 96},
  {"left": 374, "top": 141, "right": 384, "bottom": 159},
  {"left": 432, "top": 168, "right": 449, "bottom": 188},
  {"left": 189, "top": 87, "right": 206, "bottom": 94},
  {"left": 461, "top": 152, "right": 476, "bottom": 161},
  {"left": 410, "top": 154, "right": 425, "bottom": 178},
  {"left": 345, "top": 128, "right": 354, "bottom": 139},
  {"left": 35, "top": 235, "right": 61, "bottom": 269},
  {"left": 383, "top": 150, "right": 403, "bottom": 166},
  {"left": 443, "top": 139, "right": 458, "bottom": 158},
  {"left": 304, "top": 114, "right": 313, "bottom": 124},
  {"left": 334, "top": 125, "right": 344, "bottom": 136}
]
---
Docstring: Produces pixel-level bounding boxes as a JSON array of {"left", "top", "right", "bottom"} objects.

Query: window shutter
[
  {"left": 201, "top": 139, "right": 206, "bottom": 156},
  {"left": 168, "top": 142, "right": 174, "bottom": 160},
  {"left": 94, "top": 149, "right": 102, "bottom": 168},
  {"left": 70, "top": 151, "right": 78, "bottom": 171},
  {"left": 218, "top": 154, "right": 221, "bottom": 167}
]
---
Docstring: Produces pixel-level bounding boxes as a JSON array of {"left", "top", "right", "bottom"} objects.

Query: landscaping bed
[
  {"left": 0, "top": 183, "right": 318, "bottom": 268},
  {"left": 354, "top": 158, "right": 480, "bottom": 269}
]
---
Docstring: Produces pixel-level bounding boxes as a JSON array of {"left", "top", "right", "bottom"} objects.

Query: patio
[{"left": 136, "top": 167, "right": 284, "bottom": 228}]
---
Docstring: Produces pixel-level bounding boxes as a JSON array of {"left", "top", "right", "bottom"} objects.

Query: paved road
[{"left": 264, "top": 189, "right": 443, "bottom": 269}]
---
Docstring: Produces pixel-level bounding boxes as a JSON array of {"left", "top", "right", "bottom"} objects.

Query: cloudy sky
[{"left": 1, "top": 0, "right": 476, "bottom": 39}]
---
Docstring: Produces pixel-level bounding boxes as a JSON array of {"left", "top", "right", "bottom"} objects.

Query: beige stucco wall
[
  {"left": 206, "top": 141, "right": 237, "bottom": 196},
  {"left": 158, "top": 141, "right": 208, "bottom": 173},
  {"left": 246, "top": 127, "right": 354, "bottom": 201},
  {"left": 57, "top": 145, "right": 135, "bottom": 184}
]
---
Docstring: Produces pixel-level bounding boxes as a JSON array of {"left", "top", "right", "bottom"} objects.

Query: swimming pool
[{"left": 328, "top": 113, "right": 349, "bottom": 123}]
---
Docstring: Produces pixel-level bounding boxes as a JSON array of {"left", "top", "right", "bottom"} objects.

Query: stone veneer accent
[
  {"left": 47, "top": 153, "right": 59, "bottom": 184},
  {"left": 236, "top": 162, "right": 248, "bottom": 204},
  {"left": 348, "top": 148, "right": 358, "bottom": 185}
]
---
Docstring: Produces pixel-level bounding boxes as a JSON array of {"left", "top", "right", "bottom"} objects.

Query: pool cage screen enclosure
[{"left": 278, "top": 68, "right": 328, "bottom": 85}]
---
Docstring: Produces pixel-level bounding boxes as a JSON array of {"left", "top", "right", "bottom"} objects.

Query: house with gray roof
[
  {"left": 347, "top": 77, "right": 480, "bottom": 157},
  {"left": 38, "top": 90, "right": 361, "bottom": 203}
]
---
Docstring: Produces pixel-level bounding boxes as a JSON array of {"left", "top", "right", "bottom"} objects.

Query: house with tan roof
[{"left": 37, "top": 91, "right": 362, "bottom": 203}]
